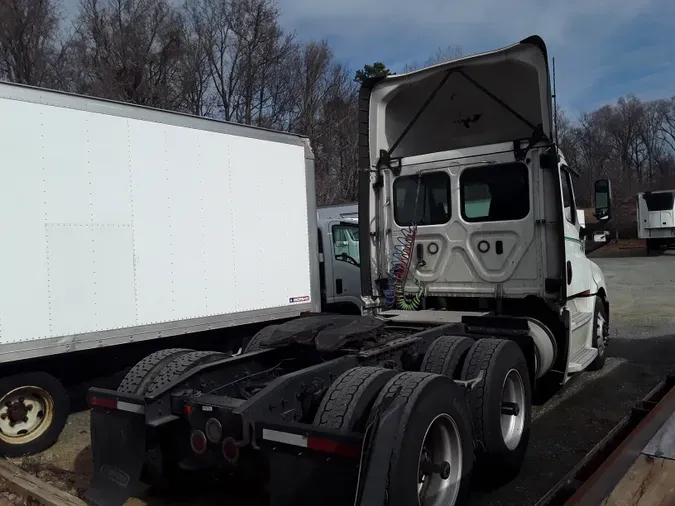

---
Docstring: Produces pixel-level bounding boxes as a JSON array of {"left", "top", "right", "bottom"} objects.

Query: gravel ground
[{"left": 2, "top": 245, "right": 674, "bottom": 506}]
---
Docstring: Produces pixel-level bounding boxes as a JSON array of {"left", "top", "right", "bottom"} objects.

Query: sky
[
  {"left": 61, "top": 0, "right": 675, "bottom": 119},
  {"left": 275, "top": 0, "right": 675, "bottom": 118}
]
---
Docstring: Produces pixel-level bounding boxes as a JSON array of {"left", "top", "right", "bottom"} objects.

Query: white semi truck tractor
[{"left": 84, "top": 35, "right": 614, "bottom": 506}]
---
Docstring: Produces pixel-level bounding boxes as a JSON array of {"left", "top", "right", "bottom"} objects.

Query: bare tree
[
  {"left": 228, "top": 0, "right": 295, "bottom": 126},
  {"left": 70, "top": 0, "right": 184, "bottom": 108},
  {"left": 177, "top": 1, "right": 214, "bottom": 116},
  {"left": 191, "top": 0, "right": 242, "bottom": 121},
  {"left": 0, "top": 0, "right": 66, "bottom": 86}
]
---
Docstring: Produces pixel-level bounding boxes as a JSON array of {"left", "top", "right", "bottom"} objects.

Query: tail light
[{"left": 222, "top": 436, "right": 240, "bottom": 463}]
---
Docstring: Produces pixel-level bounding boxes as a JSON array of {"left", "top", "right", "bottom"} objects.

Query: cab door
[
  {"left": 560, "top": 166, "right": 594, "bottom": 363},
  {"left": 329, "top": 221, "right": 362, "bottom": 308}
]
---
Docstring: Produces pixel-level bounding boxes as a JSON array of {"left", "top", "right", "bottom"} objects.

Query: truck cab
[
  {"left": 317, "top": 204, "right": 363, "bottom": 314},
  {"left": 358, "top": 35, "right": 613, "bottom": 388}
]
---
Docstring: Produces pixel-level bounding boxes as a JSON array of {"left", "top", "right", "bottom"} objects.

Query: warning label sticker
[{"left": 289, "top": 296, "right": 310, "bottom": 304}]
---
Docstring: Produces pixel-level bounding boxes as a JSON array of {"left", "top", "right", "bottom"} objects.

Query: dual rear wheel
[
  {"left": 314, "top": 368, "right": 473, "bottom": 506},
  {"left": 313, "top": 336, "right": 531, "bottom": 506},
  {"left": 421, "top": 335, "right": 532, "bottom": 480}
]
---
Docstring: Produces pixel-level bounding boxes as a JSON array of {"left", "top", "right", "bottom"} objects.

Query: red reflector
[
  {"left": 222, "top": 437, "right": 239, "bottom": 462},
  {"left": 184, "top": 404, "right": 193, "bottom": 416},
  {"left": 190, "top": 430, "right": 207, "bottom": 455},
  {"left": 307, "top": 437, "right": 360, "bottom": 458},
  {"left": 89, "top": 397, "right": 117, "bottom": 410}
]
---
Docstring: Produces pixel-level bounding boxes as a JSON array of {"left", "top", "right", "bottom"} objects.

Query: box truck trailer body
[
  {"left": 637, "top": 189, "right": 675, "bottom": 252},
  {"left": 0, "top": 80, "right": 320, "bottom": 456}
]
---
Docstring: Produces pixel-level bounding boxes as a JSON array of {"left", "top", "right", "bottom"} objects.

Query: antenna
[{"left": 552, "top": 56, "right": 559, "bottom": 148}]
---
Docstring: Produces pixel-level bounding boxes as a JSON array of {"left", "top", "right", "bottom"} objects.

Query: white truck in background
[
  {"left": 0, "top": 80, "right": 324, "bottom": 457},
  {"left": 317, "top": 203, "right": 363, "bottom": 314},
  {"left": 84, "top": 35, "right": 616, "bottom": 506},
  {"left": 637, "top": 189, "right": 675, "bottom": 252}
]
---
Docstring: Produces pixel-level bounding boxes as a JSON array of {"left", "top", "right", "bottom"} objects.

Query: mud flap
[
  {"left": 83, "top": 408, "right": 147, "bottom": 506},
  {"left": 355, "top": 396, "right": 406, "bottom": 506}
]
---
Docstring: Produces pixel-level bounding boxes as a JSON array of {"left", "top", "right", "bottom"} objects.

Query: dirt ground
[
  {"left": 0, "top": 411, "right": 90, "bottom": 505},
  {"left": 2, "top": 240, "right": 675, "bottom": 506}
]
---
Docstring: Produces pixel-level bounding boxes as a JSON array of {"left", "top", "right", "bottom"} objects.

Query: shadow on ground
[{"left": 608, "top": 335, "right": 675, "bottom": 366}]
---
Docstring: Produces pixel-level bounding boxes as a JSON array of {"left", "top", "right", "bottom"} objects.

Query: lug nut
[
  {"left": 420, "top": 459, "right": 451, "bottom": 479},
  {"left": 501, "top": 402, "right": 520, "bottom": 416}
]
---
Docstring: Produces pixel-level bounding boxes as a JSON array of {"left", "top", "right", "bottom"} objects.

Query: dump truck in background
[
  {"left": 0, "top": 80, "right": 323, "bottom": 457},
  {"left": 83, "top": 34, "right": 618, "bottom": 506},
  {"left": 637, "top": 189, "right": 675, "bottom": 252}
]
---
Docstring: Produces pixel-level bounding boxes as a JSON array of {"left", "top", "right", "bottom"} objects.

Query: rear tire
[
  {"left": 0, "top": 372, "right": 69, "bottom": 458},
  {"left": 461, "top": 338, "right": 531, "bottom": 484},
  {"left": 120, "top": 349, "right": 228, "bottom": 488},
  {"left": 243, "top": 325, "right": 279, "bottom": 353},
  {"left": 371, "top": 372, "right": 473, "bottom": 506},
  {"left": 420, "top": 336, "right": 474, "bottom": 379},
  {"left": 313, "top": 367, "right": 397, "bottom": 430},
  {"left": 118, "top": 348, "right": 191, "bottom": 394}
]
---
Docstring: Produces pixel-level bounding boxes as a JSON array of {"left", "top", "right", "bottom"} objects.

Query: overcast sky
[{"left": 61, "top": 0, "right": 675, "bottom": 118}]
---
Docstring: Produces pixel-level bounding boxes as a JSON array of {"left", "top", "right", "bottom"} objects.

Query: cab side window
[
  {"left": 560, "top": 168, "right": 576, "bottom": 224},
  {"left": 332, "top": 224, "right": 360, "bottom": 266}
]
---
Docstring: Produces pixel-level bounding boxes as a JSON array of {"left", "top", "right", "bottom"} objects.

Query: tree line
[{"left": 1, "top": 0, "right": 674, "bottom": 228}]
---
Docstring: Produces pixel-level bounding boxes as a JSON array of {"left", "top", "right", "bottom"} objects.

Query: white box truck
[
  {"left": 85, "top": 35, "right": 615, "bottom": 506},
  {"left": 636, "top": 189, "right": 675, "bottom": 252},
  {"left": 0, "top": 80, "right": 321, "bottom": 457}
]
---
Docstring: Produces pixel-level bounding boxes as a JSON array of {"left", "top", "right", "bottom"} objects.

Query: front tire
[
  {"left": 588, "top": 297, "right": 608, "bottom": 371},
  {"left": 0, "top": 372, "right": 69, "bottom": 458}
]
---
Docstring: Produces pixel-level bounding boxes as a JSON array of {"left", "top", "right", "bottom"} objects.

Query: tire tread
[
  {"left": 118, "top": 348, "right": 190, "bottom": 394},
  {"left": 314, "top": 367, "right": 394, "bottom": 429},
  {"left": 145, "top": 351, "right": 225, "bottom": 395},
  {"left": 421, "top": 335, "right": 473, "bottom": 378},
  {"left": 461, "top": 338, "right": 504, "bottom": 443}
]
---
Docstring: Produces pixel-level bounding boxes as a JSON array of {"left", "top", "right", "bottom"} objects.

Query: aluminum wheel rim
[
  {"left": 501, "top": 369, "right": 525, "bottom": 451},
  {"left": 0, "top": 386, "right": 54, "bottom": 445},
  {"left": 417, "top": 413, "right": 463, "bottom": 506},
  {"left": 596, "top": 313, "right": 607, "bottom": 356}
]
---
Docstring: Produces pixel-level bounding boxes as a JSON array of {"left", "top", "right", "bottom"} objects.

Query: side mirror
[{"left": 594, "top": 179, "right": 612, "bottom": 221}]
